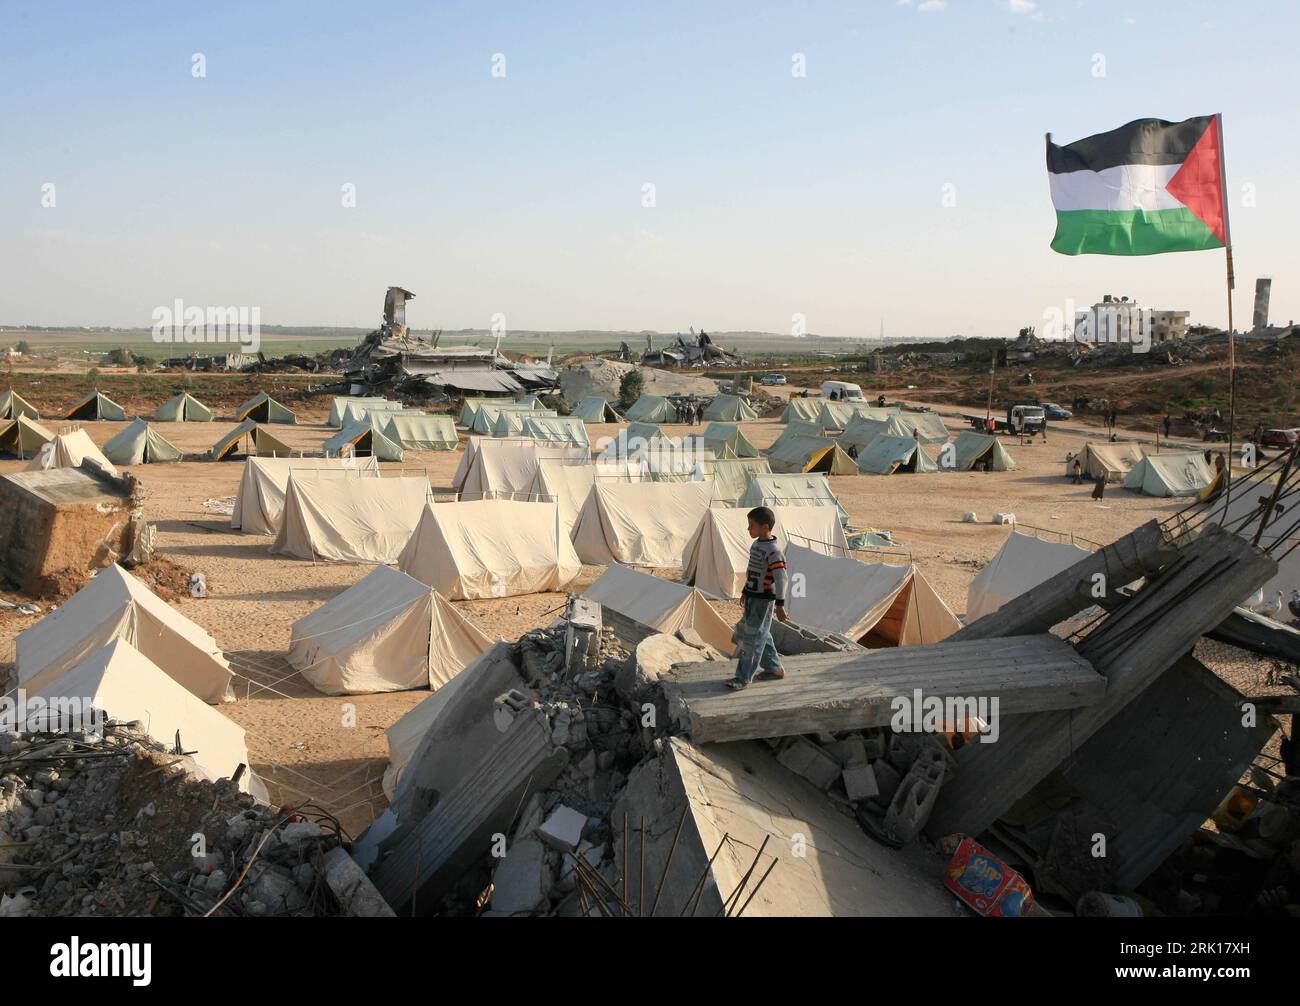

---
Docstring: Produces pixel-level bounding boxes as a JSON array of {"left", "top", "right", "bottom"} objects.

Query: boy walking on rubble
[{"left": 726, "top": 506, "right": 790, "bottom": 690}]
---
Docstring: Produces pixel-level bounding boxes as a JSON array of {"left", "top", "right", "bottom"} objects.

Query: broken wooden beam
[
  {"left": 952, "top": 519, "right": 1179, "bottom": 641},
  {"left": 926, "top": 524, "right": 1277, "bottom": 839},
  {"left": 662, "top": 634, "right": 1104, "bottom": 744}
]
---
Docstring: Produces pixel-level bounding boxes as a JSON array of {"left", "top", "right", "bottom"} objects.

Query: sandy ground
[{"left": 0, "top": 396, "right": 1291, "bottom": 835}]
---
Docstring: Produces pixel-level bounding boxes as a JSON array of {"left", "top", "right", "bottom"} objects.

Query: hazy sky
[{"left": 2, "top": 0, "right": 1296, "bottom": 338}]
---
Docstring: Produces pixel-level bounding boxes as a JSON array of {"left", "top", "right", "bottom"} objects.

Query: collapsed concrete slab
[
  {"left": 612, "top": 737, "right": 963, "bottom": 917},
  {"left": 927, "top": 524, "right": 1277, "bottom": 838},
  {"left": 662, "top": 634, "right": 1104, "bottom": 744}
]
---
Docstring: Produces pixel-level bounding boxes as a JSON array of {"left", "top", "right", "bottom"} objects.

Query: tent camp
[
  {"left": 709, "top": 457, "right": 772, "bottom": 503},
  {"left": 65, "top": 390, "right": 126, "bottom": 422},
  {"left": 287, "top": 565, "right": 493, "bottom": 694},
  {"left": 323, "top": 420, "right": 405, "bottom": 461},
  {"left": 779, "top": 397, "right": 823, "bottom": 424},
  {"left": 765, "top": 431, "right": 858, "bottom": 474},
  {"left": 526, "top": 458, "right": 644, "bottom": 532},
  {"left": 840, "top": 412, "right": 949, "bottom": 452},
  {"left": 702, "top": 422, "right": 760, "bottom": 459},
  {"left": 582, "top": 564, "right": 734, "bottom": 654},
  {"left": 235, "top": 391, "right": 296, "bottom": 425},
  {"left": 624, "top": 394, "right": 677, "bottom": 423},
  {"left": 210, "top": 419, "right": 295, "bottom": 460},
  {"left": 0, "top": 388, "right": 40, "bottom": 420},
  {"left": 102, "top": 419, "right": 184, "bottom": 465},
  {"left": 682, "top": 506, "right": 850, "bottom": 599},
  {"left": 572, "top": 396, "right": 623, "bottom": 423},
  {"left": 154, "top": 392, "right": 214, "bottom": 422},
  {"left": 1068, "top": 442, "right": 1147, "bottom": 482},
  {"left": 520, "top": 415, "right": 589, "bottom": 447},
  {"left": 15, "top": 563, "right": 234, "bottom": 702},
  {"left": 0, "top": 414, "right": 54, "bottom": 458},
  {"left": 232, "top": 456, "right": 380, "bottom": 534},
  {"left": 457, "top": 397, "right": 497, "bottom": 427},
  {"left": 24, "top": 639, "right": 256, "bottom": 794},
  {"left": 739, "top": 472, "right": 848, "bottom": 524},
  {"left": 340, "top": 400, "right": 410, "bottom": 428},
  {"left": 455, "top": 439, "right": 589, "bottom": 498},
  {"left": 949, "top": 432, "right": 1016, "bottom": 472},
  {"left": 491, "top": 409, "right": 555, "bottom": 437},
  {"left": 398, "top": 499, "right": 581, "bottom": 599},
  {"left": 26, "top": 429, "right": 119, "bottom": 477},
  {"left": 571, "top": 481, "right": 713, "bottom": 566},
  {"left": 702, "top": 395, "right": 758, "bottom": 422},
  {"left": 966, "top": 531, "right": 1093, "bottom": 623},
  {"left": 271, "top": 474, "right": 431, "bottom": 563},
  {"left": 383, "top": 413, "right": 457, "bottom": 451},
  {"left": 328, "top": 396, "right": 390, "bottom": 427},
  {"left": 781, "top": 543, "right": 961, "bottom": 647},
  {"left": 1123, "top": 451, "right": 1214, "bottom": 497},
  {"left": 855, "top": 434, "right": 938, "bottom": 475}
]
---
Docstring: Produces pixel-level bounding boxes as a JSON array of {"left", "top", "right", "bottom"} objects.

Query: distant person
[
  {"left": 1091, "top": 473, "right": 1106, "bottom": 500},
  {"left": 1072, "top": 456, "right": 1083, "bottom": 484},
  {"left": 1163, "top": 415, "right": 1172, "bottom": 439},
  {"left": 830, "top": 389, "right": 840, "bottom": 401},
  {"left": 985, "top": 416, "right": 996, "bottom": 435},
  {"left": 726, "top": 507, "right": 790, "bottom": 691},
  {"left": 1041, "top": 421, "right": 1048, "bottom": 443},
  {"left": 877, "top": 394, "right": 887, "bottom": 408},
  {"left": 1107, "top": 408, "right": 1118, "bottom": 431},
  {"left": 846, "top": 443, "right": 859, "bottom": 460}
]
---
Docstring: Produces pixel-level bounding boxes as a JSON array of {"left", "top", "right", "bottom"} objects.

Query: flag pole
[{"left": 1219, "top": 113, "right": 1235, "bottom": 510}]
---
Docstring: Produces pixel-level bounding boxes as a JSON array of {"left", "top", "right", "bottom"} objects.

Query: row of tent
[
  {"left": 623, "top": 393, "right": 758, "bottom": 424},
  {"left": 1066, "top": 442, "right": 1216, "bottom": 497},
  {"left": 3, "top": 388, "right": 296, "bottom": 424},
  {"left": 764, "top": 423, "right": 1015, "bottom": 475}
]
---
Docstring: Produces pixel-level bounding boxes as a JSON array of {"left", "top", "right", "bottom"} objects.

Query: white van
[{"left": 821, "top": 380, "right": 865, "bottom": 402}]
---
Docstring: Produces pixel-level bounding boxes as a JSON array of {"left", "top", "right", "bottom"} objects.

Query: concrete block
[
  {"left": 873, "top": 757, "right": 902, "bottom": 802},
  {"left": 321, "top": 847, "right": 396, "bottom": 917},
  {"left": 884, "top": 753, "right": 947, "bottom": 842},
  {"left": 824, "top": 736, "right": 868, "bottom": 766},
  {"left": 490, "top": 836, "right": 552, "bottom": 914},
  {"left": 842, "top": 763, "right": 879, "bottom": 802},
  {"left": 538, "top": 804, "right": 588, "bottom": 853},
  {"left": 776, "top": 736, "right": 841, "bottom": 790}
]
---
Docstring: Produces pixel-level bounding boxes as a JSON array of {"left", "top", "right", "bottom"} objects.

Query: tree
[{"left": 618, "top": 368, "right": 645, "bottom": 409}]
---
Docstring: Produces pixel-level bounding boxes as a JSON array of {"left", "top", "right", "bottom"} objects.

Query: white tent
[
  {"left": 398, "top": 499, "right": 581, "bottom": 599},
  {"left": 682, "top": 506, "right": 849, "bottom": 598},
  {"left": 739, "top": 472, "right": 848, "bottom": 524},
  {"left": 491, "top": 408, "right": 558, "bottom": 437},
  {"left": 702, "top": 422, "right": 760, "bottom": 458},
  {"left": 231, "top": 456, "right": 380, "bottom": 535},
  {"left": 455, "top": 438, "right": 589, "bottom": 498},
  {"left": 340, "top": 400, "right": 408, "bottom": 428},
  {"left": 966, "top": 531, "right": 1093, "bottom": 623},
  {"left": 102, "top": 419, "right": 184, "bottom": 465},
  {"left": 65, "top": 390, "right": 126, "bottom": 422},
  {"left": 526, "top": 458, "right": 645, "bottom": 532},
  {"left": 271, "top": 474, "right": 431, "bottom": 563},
  {"left": 323, "top": 420, "right": 406, "bottom": 461},
  {"left": 384, "top": 414, "right": 458, "bottom": 451},
  {"left": 470, "top": 402, "right": 536, "bottom": 435},
  {"left": 582, "top": 564, "right": 735, "bottom": 655},
  {"left": 328, "top": 396, "right": 391, "bottom": 428},
  {"left": 1123, "top": 451, "right": 1214, "bottom": 497},
  {"left": 457, "top": 397, "right": 500, "bottom": 427},
  {"left": 235, "top": 391, "right": 296, "bottom": 425},
  {"left": 779, "top": 397, "right": 823, "bottom": 424},
  {"left": 709, "top": 458, "right": 772, "bottom": 504},
  {"left": 703, "top": 395, "right": 758, "bottom": 422},
  {"left": 287, "top": 565, "right": 493, "bottom": 694},
  {"left": 950, "top": 432, "right": 1016, "bottom": 472},
  {"left": 24, "top": 639, "right": 256, "bottom": 795},
  {"left": 210, "top": 419, "right": 295, "bottom": 461},
  {"left": 520, "top": 415, "right": 590, "bottom": 447},
  {"left": 572, "top": 396, "right": 623, "bottom": 422},
  {"left": 15, "top": 563, "right": 234, "bottom": 703},
  {"left": 782, "top": 543, "right": 961, "bottom": 646},
  {"left": 0, "top": 414, "right": 55, "bottom": 458},
  {"left": 26, "top": 428, "right": 120, "bottom": 477},
  {"left": 765, "top": 431, "right": 858, "bottom": 474},
  {"left": 1067, "top": 442, "right": 1146, "bottom": 482},
  {"left": 154, "top": 392, "right": 214, "bottom": 422},
  {"left": 0, "top": 388, "right": 40, "bottom": 420},
  {"left": 624, "top": 394, "right": 677, "bottom": 423},
  {"left": 571, "top": 481, "right": 713, "bottom": 567},
  {"left": 840, "top": 412, "right": 946, "bottom": 452},
  {"left": 854, "top": 434, "right": 938, "bottom": 475}
]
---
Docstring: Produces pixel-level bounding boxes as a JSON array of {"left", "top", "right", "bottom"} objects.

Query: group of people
[{"left": 673, "top": 399, "right": 701, "bottom": 424}]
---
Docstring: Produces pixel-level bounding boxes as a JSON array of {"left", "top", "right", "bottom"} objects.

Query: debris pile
[
  {"left": 0, "top": 724, "right": 377, "bottom": 917},
  {"left": 558, "top": 357, "right": 718, "bottom": 403}
]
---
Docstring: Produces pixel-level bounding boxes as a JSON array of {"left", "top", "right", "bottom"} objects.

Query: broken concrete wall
[{"left": 612, "top": 737, "right": 962, "bottom": 917}]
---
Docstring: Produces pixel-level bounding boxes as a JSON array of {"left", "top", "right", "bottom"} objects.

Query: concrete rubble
[{"left": 0, "top": 724, "right": 386, "bottom": 917}]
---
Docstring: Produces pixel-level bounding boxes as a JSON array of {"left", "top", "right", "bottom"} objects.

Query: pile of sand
[{"left": 559, "top": 357, "right": 718, "bottom": 403}]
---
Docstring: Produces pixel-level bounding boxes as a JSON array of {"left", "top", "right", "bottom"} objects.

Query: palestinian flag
[{"left": 1047, "top": 115, "right": 1229, "bottom": 256}]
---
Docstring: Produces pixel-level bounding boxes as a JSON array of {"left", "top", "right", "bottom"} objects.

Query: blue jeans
[{"left": 734, "top": 598, "right": 784, "bottom": 684}]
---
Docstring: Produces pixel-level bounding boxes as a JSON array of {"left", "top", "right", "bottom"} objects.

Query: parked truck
[{"left": 964, "top": 401, "right": 1047, "bottom": 436}]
